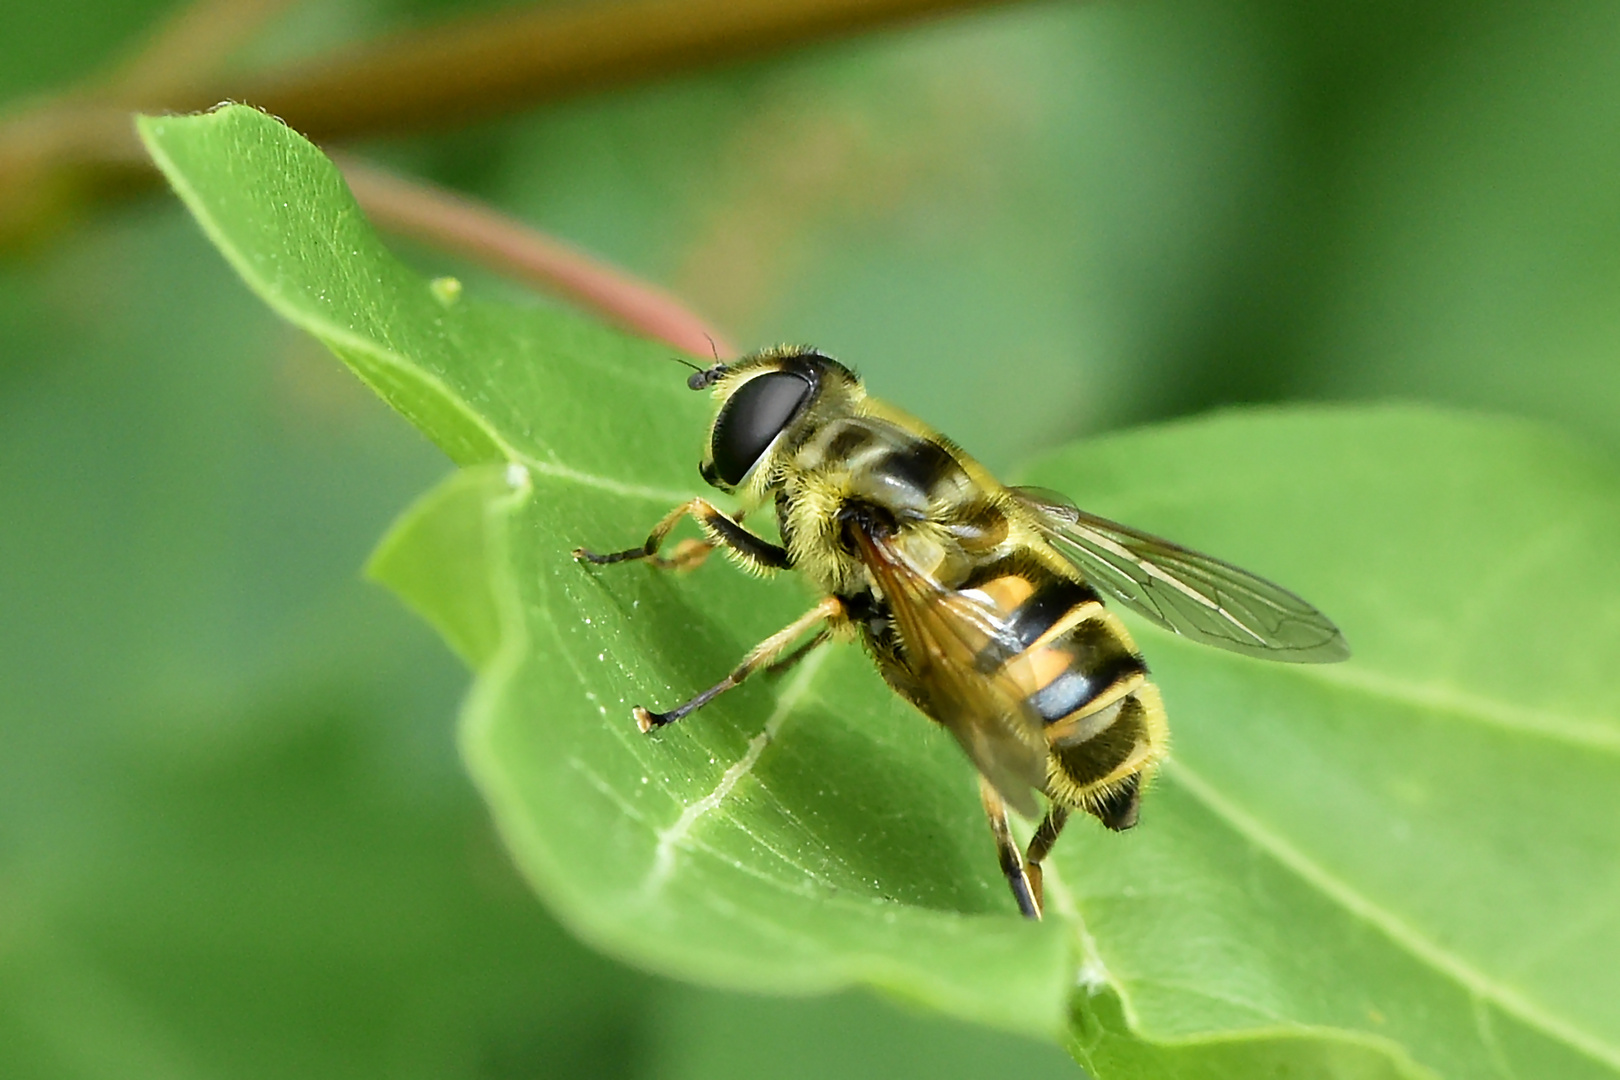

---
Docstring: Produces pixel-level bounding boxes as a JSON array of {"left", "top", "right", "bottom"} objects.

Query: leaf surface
[{"left": 141, "top": 105, "right": 1620, "bottom": 1078}]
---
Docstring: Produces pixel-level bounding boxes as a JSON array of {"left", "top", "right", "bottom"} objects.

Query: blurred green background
[{"left": 3, "top": 0, "right": 1617, "bottom": 1077}]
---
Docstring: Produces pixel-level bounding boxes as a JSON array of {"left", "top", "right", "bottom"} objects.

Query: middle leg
[{"left": 633, "top": 595, "right": 844, "bottom": 732}]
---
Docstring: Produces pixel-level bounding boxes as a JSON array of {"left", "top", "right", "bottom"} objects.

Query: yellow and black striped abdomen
[{"left": 966, "top": 566, "right": 1170, "bottom": 831}]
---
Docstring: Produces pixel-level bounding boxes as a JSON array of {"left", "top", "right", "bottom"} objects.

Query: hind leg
[
  {"left": 979, "top": 777, "right": 1040, "bottom": 919},
  {"left": 1023, "top": 805, "right": 1071, "bottom": 915}
]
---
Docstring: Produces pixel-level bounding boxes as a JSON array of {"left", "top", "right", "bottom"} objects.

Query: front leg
[{"left": 574, "top": 498, "right": 790, "bottom": 574}]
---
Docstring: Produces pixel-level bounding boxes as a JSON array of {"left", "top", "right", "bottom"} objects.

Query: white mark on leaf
[{"left": 643, "top": 651, "right": 826, "bottom": 894}]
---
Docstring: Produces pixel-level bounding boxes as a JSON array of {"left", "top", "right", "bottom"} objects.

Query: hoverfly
[{"left": 576, "top": 347, "right": 1348, "bottom": 918}]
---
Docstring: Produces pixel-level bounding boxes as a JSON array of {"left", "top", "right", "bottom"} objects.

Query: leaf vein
[
  {"left": 1472, "top": 993, "right": 1524, "bottom": 1080},
  {"left": 1294, "top": 663, "right": 1620, "bottom": 755},
  {"left": 1041, "top": 862, "right": 1117, "bottom": 999},
  {"left": 1168, "top": 760, "right": 1620, "bottom": 1073},
  {"left": 643, "top": 651, "right": 827, "bottom": 894},
  {"left": 1147, "top": 623, "right": 1620, "bottom": 754},
  {"left": 525, "top": 454, "right": 696, "bottom": 505}
]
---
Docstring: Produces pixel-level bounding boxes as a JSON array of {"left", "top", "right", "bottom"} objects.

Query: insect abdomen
[{"left": 969, "top": 567, "right": 1169, "bottom": 826}]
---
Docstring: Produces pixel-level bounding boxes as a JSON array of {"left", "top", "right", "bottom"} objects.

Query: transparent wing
[
  {"left": 849, "top": 521, "right": 1049, "bottom": 816},
  {"left": 1010, "top": 487, "right": 1349, "bottom": 663}
]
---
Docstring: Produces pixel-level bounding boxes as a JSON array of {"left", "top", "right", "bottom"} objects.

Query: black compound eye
[{"left": 710, "top": 372, "right": 811, "bottom": 485}]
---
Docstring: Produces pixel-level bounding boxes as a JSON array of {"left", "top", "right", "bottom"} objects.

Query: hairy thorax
[{"left": 775, "top": 413, "right": 1022, "bottom": 601}]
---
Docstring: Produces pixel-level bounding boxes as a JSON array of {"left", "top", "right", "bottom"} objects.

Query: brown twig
[
  {"left": 0, "top": 0, "right": 1026, "bottom": 345},
  {"left": 337, "top": 155, "right": 736, "bottom": 358},
  {"left": 227, "top": 0, "right": 1024, "bottom": 141},
  {"left": 1, "top": 0, "right": 1026, "bottom": 245},
  {"left": 98, "top": 0, "right": 299, "bottom": 102},
  {"left": 0, "top": 0, "right": 295, "bottom": 244}
]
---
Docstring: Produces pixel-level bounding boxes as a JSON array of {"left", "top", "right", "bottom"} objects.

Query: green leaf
[
  {"left": 0, "top": 190, "right": 659, "bottom": 1080},
  {"left": 1022, "top": 410, "right": 1620, "bottom": 1079},
  {"left": 140, "top": 105, "right": 1620, "bottom": 1078},
  {"left": 137, "top": 104, "right": 1074, "bottom": 1041}
]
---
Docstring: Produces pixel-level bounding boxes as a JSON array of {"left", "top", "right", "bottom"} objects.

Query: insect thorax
[{"left": 773, "top": 412, "right": 1016, "bottom": 596}]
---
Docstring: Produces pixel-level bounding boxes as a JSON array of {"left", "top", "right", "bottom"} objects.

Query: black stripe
[
  {"left": 1004, "top": 578, "right": 1098, "bottom": 650},
  {"left": 1029, "top": 618, "right": 1146, "bottom": 724},
  {"left": 822, "top": 422, "right": 874, "bottom": 461},
  {"left": 1055, "top": 696, "right": 1146, "bottom": 787},
  {"left": 948, "top": 500, "right": 1009, "bottom": 552},
  {"left": 872, "top": 439, "right": 961, "bottom": 497},
  {"left": 962, "top": 558, "right": 1023, "bottom": 592}
]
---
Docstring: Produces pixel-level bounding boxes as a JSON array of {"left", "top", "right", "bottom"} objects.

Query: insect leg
[
  {"left": 979, "top": 777, "right": 1041, "bottom": 920},
  {"left": 574, "top": 499, "right": 788, "bottom": 572},
  {"left": 574, "top": 500, "right": 709, "bottom": 568},
  {"left": 1023, "top": 805, "right": 1071, "bottom": 917},
  {"left": 764, "top": 628, "right": 831, "bottom": 677},
  {"left": 633, "top": 596, "right": 844, "bottom": 733}
]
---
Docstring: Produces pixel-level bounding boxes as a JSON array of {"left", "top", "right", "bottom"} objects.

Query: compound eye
[{"left": 710, "top": 372, "right": 811, "bottom": 486}]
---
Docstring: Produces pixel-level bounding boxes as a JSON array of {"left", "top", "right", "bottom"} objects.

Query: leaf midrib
[{"left": 644, "top": 649, "right": 831, "bottom": 894}]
